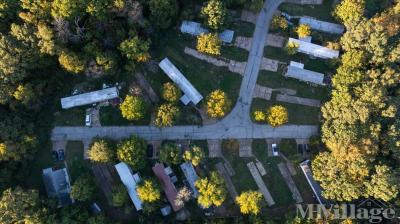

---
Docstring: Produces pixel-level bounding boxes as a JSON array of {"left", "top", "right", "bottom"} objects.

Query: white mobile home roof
[
  {"left": 159, "top": 58, "right": 203, "bottom": 105},
  {"left": 299, "top": 17, "right": 344, "bottom": 34},
  {"left": 180, "top": 20, "right": 234, "bottom": 43},
  {"left": 285, "top": 64, "right": 325, "bottom": 85},
  {"left": 300, "top": 160, "right": 326, "bottom": 205},
  {"left": 114, "top": 162, "right": 142, "bottom": 211},
  {"left": 61, "top": 87, "right": 119, "bottom": 109},
  {"left": 180, "top": 162, "right": 199, "bottom": 198},
  {"left": 288, "top": 38, "right": 339, "bottom": 59}
]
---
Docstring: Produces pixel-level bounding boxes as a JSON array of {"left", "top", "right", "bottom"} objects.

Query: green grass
[
  {"left": 100, "top": 106, "right": 151, "bottom": 126},
  {"left": 251, "top": 98, "right": 321, "bottom": 125},
  {"left": 54, "top": 107, "right": 86, "bottom": 126},
  {"left": 221, "top": 140, "right": 258, "bottom": 193},
  {"left": 66, "top": 141, "right": 88, "bottom": 181},
  {"left": 150, "top": 31, "right": 242, "bottom": 110},
  {"left": 279, "top": 0, "right": 337, "bottom": 22},
  {"left": 221, "top": 45, "right": 249, "bottom": 61},
  {"left": 252, "top": 139, "right": 294, "bottom": 206},
  {"left": 231, "top": 21, "right": 255, "bottom": 37}
]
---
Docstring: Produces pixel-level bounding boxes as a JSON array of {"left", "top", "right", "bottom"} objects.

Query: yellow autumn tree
[
  {"left": 183, "top": 145, "right": 205, "bottom": 166},
  {"left": 253, "top": 110, "right": 266, "bottom": 122},
  {"left": 267, "top": 105, "right": 288, "bottom": 127},
  {"left": 196, "top": 33, "right": 221, "bottom": 56},
  {"left": 136, "top": 179, "right": 160, "bottom": 203},
  {"left": 235, "top": 191, "right": 263, "bottom": 215},
  {"left": 296, "top": 24, "right": 311, "bottom": 38},
  {"left": 154, "top": 103, "right": 180, "bottom": 127},
  {"left": 195, "top": 171, "right": 226, "bottom": 208},
  {"left": 206, "top": 89, "right": 231, "bottom": 118}
]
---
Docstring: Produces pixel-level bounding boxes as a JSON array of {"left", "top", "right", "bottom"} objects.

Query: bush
[
  {"left": 266, "top": 105, "right": 288, "bottom": 127},
  {"left": 154, "top": 103, "right": 180, "bottom": 127},
  {"left": 201, "top": 0, "right": 227, "bottom": 31},
  {"left": 159, "top": 143, "right": 182, "bottom": 165},
  {"left": 296, "top": 24, "right": 311, "bottom": 38},
  {"left": 70, "top": 174, "right": 96, "bottom": 202},
  {"left": 285, "top": 41, "right": 299, "bottom": 55},
  {"left": 120, "top": 95, "right": 146, "bottom": 121},
  {"left": 87, "top": 138, "right": 115, "bottom": 163},
  {"left": 196, "top": 33, "right": 221, "bottom": 56},
  {"left": 271, "top": 15, "right": 288, "bottom": 31},
  {"left": 183, "top": 145, "right": 205, "bottom": 166},
  {"left": 116, "top": 135, "right": 147, "bottom": 169},
  {"left": 253, "top": 110, "right": 266, "bottom": 122},
  {"left": 111, "top": 184, "right": 128, "bottom": 207},
  {"left": 58, "top": 51, "right": 86, "bottom": 74},
  {"left": 206, "top": 90, "right": 231, "bottom": 118},
  {"left": 161, "top": 82, "right": 181, "bottom": 103},
  {"left": 137, "top": 179, "right": 161, "bottom": 203}
]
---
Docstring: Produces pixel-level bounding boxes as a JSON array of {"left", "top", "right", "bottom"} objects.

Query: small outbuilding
[
  {"left": 285, "top": 62, "right": 325, "bottom": 86},
  {"left": 288, "top": 38, "right": 339, "bottom": 59},
  {"left": 299, "top": 17, "right": 345, "bottom": 34},
  {"left": 42, "top": 167, "right": 74, "bottom": 207},
  {"left": 180, "top": 20, "right": 235, "bottom": 43},
  {"left": 159, "top": 58, "right": 203, "bottom": 105},
  {"left": 180, "top": 162, "right": 199, "bottom": 198},
  {"left": 61, "top": 87, "right": 119, "bottom": 109},
  {"left": 114, "top": 162, "right": 143, "bottom": 211}
]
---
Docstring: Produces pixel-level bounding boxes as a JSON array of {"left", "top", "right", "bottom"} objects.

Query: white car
[
  {"left": 272, "top": 143, "right": 279, "bottom": 156},
  {"left": 85, "top": 114, "right": 92, "bottom": 127}
]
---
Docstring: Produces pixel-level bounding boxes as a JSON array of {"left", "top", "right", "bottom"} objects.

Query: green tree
[
  {"left": 365, "top": 165, "right": 399, "bottom": 202},
  {"left": 86, "top": 0, "right": 113, "bottom": 20},
  {"left": 111, "top": 184, "right": 128, "bottom": 207},
  {"left": 235, "top": 191, "right": 263, "bottom": 215},
  {"left": 183, "top": 145, "right": 205, "bottom": 166},
  {"left": 196, "top": 33, "right": 222, "bottom": 56},
  {"left": 149, "top": 0, "right": 178, "bottom": 29},
  {"left": 195, "top": 171, "right": 226, "bottom": 208},
  {"left": 19, "top": 0, "right": 52, "bottom": 23},
  {"left": 334, "top": 0, "right": 365, "bottom": 28},
  {"left": 162, "top": 82, "right": 181, "bottom": 103},
  {"left": 159, "top": 143, "right": 182, "bottom": 165},
  {"left": 70, "top": 174, "right": 96, "bottom": 202},
  {"left": 266, "top": 105, "right": 288, "bottom": 127},
  {"left": 116, "top": 135, "right": 147, "bottom": 169},
  {"left": 296, "top": 24, "right": 311, "bottom": 38},
  {"left": 87, "top": 138, "right": 115, "bottom": 163},
  {"left": 271, "top": 15, "right": 288, "bottom": 31},
  {"left": 119, "top": 36, "right": 150, "bottom": 63},
  {"left": 248, "top": 0, "right": 263, "bottom": 12},
  {"left": 206, "top": 90, "right": 231, "bottom": 118},
  {"left": 154, "top": 103, "right": 180, "bottom": 127},
  {"left": 58, "top": 51, "right": 86, "bottom": 74},
  {"left": 0, "top": 187, "right": 48, "bottom": 224},
  {"left": 137, "top": 179, "right": 161, "bottom": 203},
  {"left": 120, "top": 95, "right": 146, "bottom": 121},
  {"left": 51, "top": 0, "right": 87, "bottom": 19},
  {"left": 201, "top": 0, "right": 227, "bottom": 31}
]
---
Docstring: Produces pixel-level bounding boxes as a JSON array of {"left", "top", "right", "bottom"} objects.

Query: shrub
[
  {"left": 253, "top": 110, "right": 266, "bottom": 122},
  {"left": 296, "top": 24, "right": 311, "bottom": 38},
  {"left": 159, "top": 143, "right": 182, "bottom": 165},
  {"left": 266, "top": 105, "right": 288, "bottom": 127},
  {"left": 120, "top": 95, "right": 146, "bottom": 121},
  {"left": 154, "top": 103, "right": 180, "bottom": 127},
  {"left": 206, "top": 90, "right": 231, "bottom": 118},
  {"left": 161, "top": 82, "right": 181, "bottom": 103},
  {"left": 87, "top": 138, "right": 115, "bottom": 163},
  {"left": 285, "top": 41, "right": 299, "bottom": 55},
  {"left": 196, "top": 33, "right": 221, "bottom": 56}
]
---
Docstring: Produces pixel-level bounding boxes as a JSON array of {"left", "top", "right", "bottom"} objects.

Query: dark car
[
  {"left": 58, "top": 149, "right": 65, "bottom": 161},
  {"left": 146, "top": 144, "right": 154, "bottom": 158},
  {"left": 52, "top": 151, "right": 59, "bottom": 162}
]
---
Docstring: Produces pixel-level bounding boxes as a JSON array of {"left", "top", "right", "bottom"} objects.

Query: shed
[
  {"left": 299, "top": 160, "right": 326, "bottom": 205},
  {"left": 285, "top": 64, "right": 325, "bottom": 86},
  {"left": 153, "top": 163, "right": 183, "bottom": 212},
  {"left": 180, "top": 20, "right": 235, "bottom": 43},
  {"left": 42, "top": 167, "right": 74, "bottom": 207},
  {"left": 180, "top": 162, "right": 199, "bottom": 198},
  {"left": 114, "top": 162, "right": 143, "bottom": 211},
  {"left": 299, "top": 17, "right": 344, "bottom": 34},
  {"left": 288, "top": 38, "right": 339, "bottom": 59},
  {"left": 61, "top": 87, "right": 119, "bottom": 109},
  {"left": 159, "top": 58, "right": 203, "bottom": 105}
]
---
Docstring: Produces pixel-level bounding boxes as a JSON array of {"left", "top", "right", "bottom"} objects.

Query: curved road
[{"left": 52, "top": 0, "right": 318, "bottom": 142}]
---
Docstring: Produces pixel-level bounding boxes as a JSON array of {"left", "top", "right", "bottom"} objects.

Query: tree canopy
[
  {"left": 161, "top": 82, "right": 181, "bottom": 103},
  {"left": 154, "top": 103, "right": 180, "bottom": 127},
  {"left": 206, "top": 89, "right": 231, "bottom": 118},
  {"left": 266, "top": 105, "right": 288, "bottom": 127},
  {"left": 136, "top": 179, "right": 161, "bottom": 203},
  {"left": 116, "top": 135, "right": 147, "bottom": 170},
  {"left": 159, "top": 142, "right": 182, "bottom": 165},
  {"left": 120, "top": 95, "right": 146, "bottom": 121},
  {"left": 195, "top": 171, "right": 226, "bottom": 208},
  {"left": 197, "top": 33, "right": 221, "bottom": 56},
  {"left": 201, "top": 0, "right": 227, "bottom": 31},
  {"left": 183, "top": 145, "right": 205, "bottom": 166},
  {"left": 235, "top": 191, "right": 263, "bottom": 215},
  {"left": 148, "top": 0, "right": 178, "bottom": 29},
  {"left": 70, "top": 174, "right": 96, "bottom": 202},
  {"left": 87, "top": 138, "right": 115, "bottom": 163}
]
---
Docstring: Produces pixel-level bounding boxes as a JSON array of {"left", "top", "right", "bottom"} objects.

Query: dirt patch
[
  {"left": 266, "top": 34, "right": 286, "bottom": 48},
  {"left": 276, "top": 94, "right": 321, "bottom": 107},
  {"left": 207, "top": 139, "right": 222, "bottom": 158},
  {"left": 253, "top": 85, "right": 273, "bottom": 100},
  {"left": 216, "top": 162, "right": 238, "bottom": 200},
  {"left": 240, "top": 10, "right": 258, "bottom": 24},
  {"left": 239, "top": 139, "right": 253, "bottom": 157},
  {"left": 261, "top": 57, "right": 279, "bottom": 72},
  {"left": 234, "top": 36, "right": 252, "bottom": 51}
]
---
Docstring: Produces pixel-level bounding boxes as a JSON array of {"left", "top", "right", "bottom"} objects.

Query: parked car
[
  {"left": 58, "top": 149, "right": 65, "bottom": 161},
  {"left": 85, "top": 114, "right": 92, "bottom": 127},
  {"left": 146, "top": 144, "right": 154, "bottom": 158},
  {"left": 272, "top": 143, "right": 279, "bottom": 156},
  {"left": 52, "top": 151, "right": 59, "bottom": 162}
]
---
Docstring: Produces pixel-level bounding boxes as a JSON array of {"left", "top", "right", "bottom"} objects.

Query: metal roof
[
  {"left": 180, "top": 20, "right": 235, "bottom": 43},
  {"left": 180, "top": 162, "right": 199, "bottom": 198},
  {"left": 153, "top": 163, "right": 183, "bottom": 212},
  {"left": 42, "top": 167, "right": 74, "bottom": 207},
  {"left": 159, "top": 58, "right": 203, "bottom": 105},
  {"left": 114, "top": 162, "right": 143, "bottom": 211},
  {"left": 288, "top": 38, "right": 339, "bottom": 59},
  {"left": 299, "top": 160, "right": 326, "bottom": 205},
  {"left": 61, "top": 87, "right": 119, "bottom": 109},
  {"left": 299, "top": 17, "right": 344, "bottom": 34},
  {"left": 285, "top": 64, "right": 325, "bottom": 85}
]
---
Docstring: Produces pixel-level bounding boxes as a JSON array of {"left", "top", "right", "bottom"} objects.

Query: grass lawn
[
  {"left": 221, "top": 140, "right": 258, "bottom": 193},
  {"left": 54, "top": 107, "right": 86, "bottom": 126},
  {"left": 231, "top": 21, "right": 255, "bottom": 37},
  {"left": 100, "top": 106, "right": 151, "bottom": 126},
  {"left": 66, "top": 141, "right": 88, "bottom": 181},
  {"left": 279, "top": 0, "right": 337, "bottom": 22},
  {"left": 252, "top": 139, "right": 294, "bottom": 206},
  {"left": 251, "top": 98, "right": 321, "bottom": 125},
  {"left": 221, "top": 45, "right": 249, "bottom": 62},
  {"left": 149, "top": 31, "right": 242, "bottom": 111}
]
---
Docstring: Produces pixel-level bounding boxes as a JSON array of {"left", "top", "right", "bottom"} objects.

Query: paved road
[{"left": 52, "top": 0, "right": 317, "bottom": 142}]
